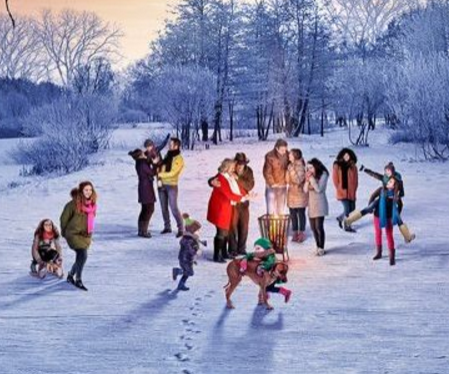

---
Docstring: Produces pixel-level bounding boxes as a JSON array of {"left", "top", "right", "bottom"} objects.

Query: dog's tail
[{"left": 223, "top": 281, "right": 230, "bottom": 289}]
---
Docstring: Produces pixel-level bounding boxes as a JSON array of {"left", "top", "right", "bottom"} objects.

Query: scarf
[
  {"left": 340, "top": 161, "right": 349, "bottom": 190},
  {"left": 223, "top": 172, "right": 242, "bottom": 196},
  {"left": 379, "top": 189, "right": 399, "bottom": 229},
  {"left": 162, "top": 149, "right": 181, "bottom": 172},
  {"left": 82, "top": 202, "right": 97, "bottom": 234},
  {"left": 42, "top": 231, "right": 54, "bottom": 241}
]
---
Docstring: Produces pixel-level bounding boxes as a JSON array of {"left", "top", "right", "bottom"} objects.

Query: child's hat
[
  {"left": 182, "top": 213, "right": 201, "bottom": 234},
  {"left": 384, "top": 162, "right": 396, "bottom": 173},
  {"left": 254, "top": 237, "right": 273, "bottom": 250}
]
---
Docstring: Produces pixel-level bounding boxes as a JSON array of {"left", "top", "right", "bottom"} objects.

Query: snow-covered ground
[{"left": 1, "top": 125, "right": 448, "bottom": 374}]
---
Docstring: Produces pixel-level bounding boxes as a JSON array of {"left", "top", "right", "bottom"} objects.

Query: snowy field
[{"left": 1, "top": 125, "right": 449, "bottom": 374}]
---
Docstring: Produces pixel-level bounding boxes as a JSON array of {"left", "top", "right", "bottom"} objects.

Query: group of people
[
  {"left": 205, "top": 139, "right": 416, "bottom": 269},
  {"left": 29, "top": 136, "right": 416, "bottom": 295}
]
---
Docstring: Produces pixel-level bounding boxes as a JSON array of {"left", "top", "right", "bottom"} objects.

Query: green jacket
[
  {"left": 246, "top": 252, "right": 276, "bottom": 271},
  {"left": 60, "top": 200, "right": 92, "bottom": 250}
]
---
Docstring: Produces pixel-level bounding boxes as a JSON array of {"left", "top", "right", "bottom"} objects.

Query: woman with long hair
[
  {"left": 332, "top": 148, "right": 358, "bottom": 232},
  {"left": 30, "top": 219, "right": 63, "bottom": 278},
  {"left": 60, "top": 181, "right": 97, "bottom": 291},
  {"left": 304, "top": 158, "right": 329, "bottom": 256},
  {"left": 207, "top": 159, "right": 251, "bottom": 263},
  {"left": 286, "top": 148, "right": 308, "bottom": 243}
]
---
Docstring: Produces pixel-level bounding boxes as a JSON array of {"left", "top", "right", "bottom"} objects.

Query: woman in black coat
[{"left": 129, "top": 149, "right": 157, "bottom": 238}]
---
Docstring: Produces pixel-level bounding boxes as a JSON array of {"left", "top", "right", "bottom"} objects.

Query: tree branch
[{"left": 5, "top": 0, "right": 15, "bottom": 28}]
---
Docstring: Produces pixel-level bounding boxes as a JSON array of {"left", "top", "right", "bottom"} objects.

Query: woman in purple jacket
[{"left": 129, "top": 149, "right": 157, "bottom": 238}]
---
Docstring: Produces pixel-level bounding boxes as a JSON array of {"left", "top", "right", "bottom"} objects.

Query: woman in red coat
[{"left": 207, "top": 158, "right": 249, "bottom": 263}]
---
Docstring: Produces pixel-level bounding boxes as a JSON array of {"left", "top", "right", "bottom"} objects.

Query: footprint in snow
[
  {"left": 182, "top": 370, "right": 193, "bottom": 374},
  {"left": 185, "top": 343, "right": 194, "bottom": 350},
  {"left": 175, "top": 353, "right": 190, "bottom": 362}
]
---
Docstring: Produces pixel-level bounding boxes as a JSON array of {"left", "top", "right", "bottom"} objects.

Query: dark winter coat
[
  {"left": 178, "top": 233, "right": 200, "bottom": 276},
  {"left": 263, "top": 149, "right": 289, "bottom": 187},
  {"left": 60, "top": 198, "right": 92, "bottom": 250},
  {"left": 135, "top": 159, "right": 156, "bottom": 204},
  {"left": 332, "top": 161, "right": 358, "bottom": 201}
]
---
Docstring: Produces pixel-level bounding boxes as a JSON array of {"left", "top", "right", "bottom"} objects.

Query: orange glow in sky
[{"left": 2, "top": 0, "right": 178, "bottom": 66}]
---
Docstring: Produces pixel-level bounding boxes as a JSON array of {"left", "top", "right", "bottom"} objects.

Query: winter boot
[
  {"left": 172, "top": 267, "right": 183, "bottom": 281},
  {"left": 298, "top": 231, "right": 306, "bottom": 243},
  {"left": 138, "top": 221, "right": 152, "bottom": 238},
  {"left": 160, "top": 228, "right": 172, "bottom": 234},
  {"left": 177, "top": 276, "right": 189, "bottom": 291},
  {"left": 399, "top": 224, "right": 416, "bottom": 244},
  {"left": 75, "top": 279, "right": 88, "bottom": 291},
  {"left": 345, "top": 210, "right": 363, "bottom": 226},
  {"left": 336, "top": 216, "right": 344, "bottom": 229},
  {"left": 389, "top": 248, "right": 396, "bottom": 266},
  {"left": 221, "top": 238, "right": 231, "bottom": 260},
  {"left": 373, "top": 245, "right": 382, "bottom": 260},
  {"left": 30, "top": 261, "right": 38, "bottom": 274},
  {"left": 344, "top": 222, "right": 357, "bottom": 233},
  {"left": 213, "top": 237, "right": 226, "bottom": 263},
  {"left": 279, "top": 287, "right": 292, "bottom": 303},
  {"left": 315, "top": 247, "right": 325, "bottom": 256},
  {"left": 291, "top": 231, "right": 300, "bottom": 243},
  {"left": 67, "top": 273, "right": 75, "bottom": 285}
]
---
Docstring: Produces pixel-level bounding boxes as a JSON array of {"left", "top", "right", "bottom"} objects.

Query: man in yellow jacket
[{"left": 158, "top": 137, "right": 185, "bottom": 237}]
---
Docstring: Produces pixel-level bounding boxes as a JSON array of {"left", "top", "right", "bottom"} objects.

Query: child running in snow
[
  {"left": 345, "top": 162, "right": 415, "bottom": 244},
  {"left": 240, "top": 238, "right": 292, "bottom": 303},
  {"left": 172, "top": 214, "right": 205, "bottom": 291},
  {"left": 30, "top": 219, "right": 63, "bottom": 278}
]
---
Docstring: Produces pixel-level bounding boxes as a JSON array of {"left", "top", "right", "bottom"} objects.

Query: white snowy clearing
[{"left": 1, "top": 125, "right": 448, "bottom": 374}]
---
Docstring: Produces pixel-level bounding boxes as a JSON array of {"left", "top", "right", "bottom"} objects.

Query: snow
[{"left": 1, "top": 125, "right": 449, "bottom": 374}]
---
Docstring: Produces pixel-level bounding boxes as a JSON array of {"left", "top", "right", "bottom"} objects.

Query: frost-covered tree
[
  {"left": 35, "top": 9, "right": 122, "bottom": 86},
  {"left": 154, "top": 65, "right": 216, "bottom": 149},
  {"left": 0, "top": 16, "right": 49, "bottom": 81}
]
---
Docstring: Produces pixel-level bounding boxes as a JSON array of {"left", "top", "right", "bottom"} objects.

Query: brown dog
[{"left": 224, "top": 260, "right": 289, "bottom": 310}]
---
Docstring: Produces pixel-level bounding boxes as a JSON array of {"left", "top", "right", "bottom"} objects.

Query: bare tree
[
  {"left": 35, "top": 9, "right": 123, "bottom": 86},
  {"left": 324, "top": 0, "right": 413, "bottom": 54},
  {"left": 0, "top": 16, "right": 49, "bottom": 81}
]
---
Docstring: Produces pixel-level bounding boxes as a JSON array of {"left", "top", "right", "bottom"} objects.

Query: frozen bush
[{"left": 14, "top": 94, "right": 117, "bottom": 175}]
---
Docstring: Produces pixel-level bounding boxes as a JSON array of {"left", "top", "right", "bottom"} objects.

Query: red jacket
[{"left": 207, "top": 173, "right": 244, "bottom": 230}]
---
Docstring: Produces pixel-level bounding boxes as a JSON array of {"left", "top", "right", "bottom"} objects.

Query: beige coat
[
  {"left": 304, "top": 173, "right": 329, "bottom": 218},
  {"left": 286, "top": 160, "right": 308, "bottom": 208}
]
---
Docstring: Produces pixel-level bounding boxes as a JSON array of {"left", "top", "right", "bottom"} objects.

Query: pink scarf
[{"left": 82, "top": 202, "right": 97, "bottom": 234}]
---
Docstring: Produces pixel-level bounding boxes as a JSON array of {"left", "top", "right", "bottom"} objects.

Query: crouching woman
[{"left": 30, "top": 219, "right": 63, "bottom": 278}]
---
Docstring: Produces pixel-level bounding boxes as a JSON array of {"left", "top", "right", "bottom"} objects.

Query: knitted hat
[
  {"left": 384, "top": 162, "right": 396, "bottom": 174},
  {"left": 182, "top": 213, "right": 201, "bottom": 234},
  {"left": 254, "top": 237, "right": 273, "bottom": 250}
]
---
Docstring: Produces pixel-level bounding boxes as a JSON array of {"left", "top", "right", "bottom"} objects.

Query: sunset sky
[{"left": 2, "top": 0, "right": 178, "bottom": 66}]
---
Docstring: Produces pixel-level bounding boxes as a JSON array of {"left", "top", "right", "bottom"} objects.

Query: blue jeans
[
  {"left": 158, "top": 185, "right": 183, "bottom": 232},
  {"left": 338, "top": 199, "right": 356, "bottom": 220},
  {"left": 265, "top": 186, "right": 287, "bottom": 215}
]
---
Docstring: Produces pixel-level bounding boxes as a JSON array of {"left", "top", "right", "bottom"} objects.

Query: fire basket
[{"left": 258, "top": 214, "right": 290, "bottom": 261}]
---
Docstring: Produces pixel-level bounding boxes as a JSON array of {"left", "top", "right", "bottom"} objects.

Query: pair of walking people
[{"left": 129, "top": 135, "right": 185, "bottom": 239}]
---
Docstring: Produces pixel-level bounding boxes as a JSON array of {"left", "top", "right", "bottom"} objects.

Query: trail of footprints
[{"left": 173, "top": 290, "right": 216, "bottom": 373}]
